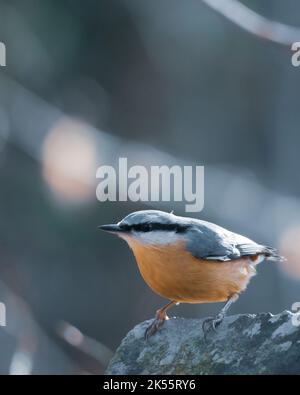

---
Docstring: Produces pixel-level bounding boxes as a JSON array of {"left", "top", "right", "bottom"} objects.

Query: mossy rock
[{"left": 106, "top": 311, "right": 300, "bottom": 375}]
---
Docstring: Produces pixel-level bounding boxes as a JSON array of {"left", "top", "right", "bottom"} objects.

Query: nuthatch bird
[{"left": 99, "top": 210, "right": 285, "bottom": 339}]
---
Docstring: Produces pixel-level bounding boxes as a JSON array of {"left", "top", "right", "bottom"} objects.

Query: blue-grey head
[{"left": 99, "top": 210, "right": 195, "bottom": 247}]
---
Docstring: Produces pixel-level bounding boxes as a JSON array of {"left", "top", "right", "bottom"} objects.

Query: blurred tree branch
[{"left": 202, "top": 0, "right": 300, "bottom": 46}]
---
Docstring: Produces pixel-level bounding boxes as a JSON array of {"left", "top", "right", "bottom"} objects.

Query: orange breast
[{"left": 128, "top": 240, "right": 256, "bottom": 303}]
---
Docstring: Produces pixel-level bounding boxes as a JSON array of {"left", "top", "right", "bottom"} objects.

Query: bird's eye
[
  {"left": 119, "top": 224, "right": 127, "bottom": 231},
  {"left": 130, "top": 223, "right": 155, "bottom": 232},
  {"left": 144, "top": 224, "right": 152, "bottom": 232}
]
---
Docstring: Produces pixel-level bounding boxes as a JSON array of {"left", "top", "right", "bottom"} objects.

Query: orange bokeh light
[{"left": 42, "top": 117, "right": 97, "bottom": 204}]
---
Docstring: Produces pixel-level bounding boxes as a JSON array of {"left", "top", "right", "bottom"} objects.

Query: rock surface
[{"left": 106, "top": 311, "right": 300, "bottom": 374}]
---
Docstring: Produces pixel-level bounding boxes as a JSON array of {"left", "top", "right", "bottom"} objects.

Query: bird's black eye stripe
[
  {"left": 119, "top": 222, "right": 188, "bottom": 233},
  {"left": 119, "top": 224, "right": 131, "bottom": 231}
]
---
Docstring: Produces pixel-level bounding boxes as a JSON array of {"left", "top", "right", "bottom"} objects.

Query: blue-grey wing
[{"left": 185, "top": 221, "right": 268, "bottom": 262}]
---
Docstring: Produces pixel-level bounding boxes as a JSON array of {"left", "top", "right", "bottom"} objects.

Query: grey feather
[
  {"left": 186, "top": 223, "right": 284, "bottom": 262},
  {"left": 119, "top": 210, "right": 285, "bottom": 262}
]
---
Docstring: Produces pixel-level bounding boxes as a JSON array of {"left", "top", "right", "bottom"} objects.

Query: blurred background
[{"left": 0, "top": 0, "right": 300, "bottom": 374}]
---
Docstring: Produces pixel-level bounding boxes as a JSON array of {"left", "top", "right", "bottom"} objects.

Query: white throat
[{"left": 119, "top": 230, "right": 186, "bottom": 246}]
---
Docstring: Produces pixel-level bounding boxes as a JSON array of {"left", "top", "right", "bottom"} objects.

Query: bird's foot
[
  {"left": 144, "top": 312, "right": 169, "bottom": 340},
  {"left": 202, "top": 313, "right": 224, "bottom": 341}
]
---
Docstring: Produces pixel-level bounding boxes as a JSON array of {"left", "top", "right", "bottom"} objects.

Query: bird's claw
[
  {"left": 144, "top": 318, "right": 165, "bottom": 340},
  {"left": 202, "top": 313, "right": 224, "bottom": 341}
]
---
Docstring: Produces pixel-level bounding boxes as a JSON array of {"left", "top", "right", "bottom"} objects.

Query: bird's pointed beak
[{"left": 98, "top": 224, "right": 123, "bottom": 233}]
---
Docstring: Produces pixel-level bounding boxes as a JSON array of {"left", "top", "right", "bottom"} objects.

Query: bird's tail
[{"left": 263, "top": 246, "right": 286, "bottom": 262}]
